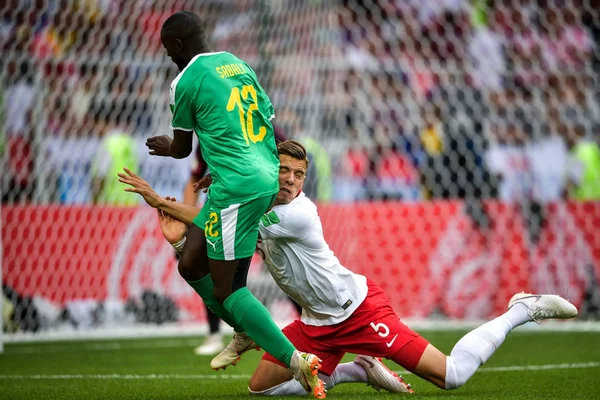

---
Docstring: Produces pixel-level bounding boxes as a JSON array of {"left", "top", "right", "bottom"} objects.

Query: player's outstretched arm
[
  {"left": 118, "top": 167, "right": 201, "bottom": 224},
  {"left": 118, "top": 167, "right": 162, "bottom": 207},
  {"left": 146, "top": 130, "right": 192, "bottom": 159}
]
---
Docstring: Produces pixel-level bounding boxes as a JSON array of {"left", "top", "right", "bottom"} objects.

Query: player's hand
[
  {"left": 193, "top": 174, "right": 212, "bottom": 193},
  {"left": 158, "top": 197, "right": 187, "bottom": 244},
  {"left": 118, "top": 167, "right": 161, "bottom": 207},
  {"left": 146, "top": 135, "right": 172, "bottom": 156}
]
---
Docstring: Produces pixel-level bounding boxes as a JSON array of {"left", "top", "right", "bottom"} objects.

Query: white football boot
[
  {"left": 290, "top": 351, "right": 327, "bottom": 399},
  {"left": 354, "top": 355, "right": 414, "bottom": 393},
  {"left": 508, "top": 292, "right": 578, "bottom": 323},
  {"left": 210, "top": 332, "right": 260, "bottom": 370}
]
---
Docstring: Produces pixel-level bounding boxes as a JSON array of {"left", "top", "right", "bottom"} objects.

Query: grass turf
[{"left": 1, "top": 330, "right": 599, "bottom": 399}]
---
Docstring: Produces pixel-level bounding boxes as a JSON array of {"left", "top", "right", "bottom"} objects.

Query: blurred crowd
[
  {"left": 334, "top": 0, "right": 600, "bottom": 203},
  {"left": 1, "top": 0, "right": 600, "bottom": 205}
]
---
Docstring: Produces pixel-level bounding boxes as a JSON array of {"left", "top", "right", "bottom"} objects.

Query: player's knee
[
  {"left": 212, "top": 286, "right": 230, "bottom": 304},
  {"left": 248, "top": 374, "right": 268, "bottom": 393},
  {"left": 177, "top": 248, "right": 206, "bottom": 281},
  {"left": 177, "top": 257, "right": 197, "bottom": 281},
  {"left": 444, "top": 356, "right": 468, "bottom": 390}
]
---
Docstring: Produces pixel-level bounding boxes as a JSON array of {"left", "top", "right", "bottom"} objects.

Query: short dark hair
[
  {"left": 277, "top": 140, "right": 309, "bottom": 168},
  {"left": 161, "top": 11, "right": 205, "bottom": 39}
]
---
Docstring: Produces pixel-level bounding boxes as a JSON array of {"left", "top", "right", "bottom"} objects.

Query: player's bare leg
[
  {"left": 248, "top": 359, "right": 349, "bottom": 396},
  {"left": 179, "top": 225, "right": 244, "bottom": 333},
  {"left": 248, "top": 359, "right": 297, "bottom": 395},
  {"left": 208, "top": 258, "right": 260, "bottom": 370},
  {"left": 411, "top": 344, "right": 447, "bottom": 389},
  {"left": 412, "top": 293, "right": 578, "bottom": 389},
  {"left": 178, "top": 223, "right": 210, "bottom": 281}
]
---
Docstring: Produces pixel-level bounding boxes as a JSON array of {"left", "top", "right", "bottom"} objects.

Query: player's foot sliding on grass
[
  {"left": 120, "top": 140, "right": 578, "bottom": 396},
  {"left": 144, "top": 11, "right": 325, "bottom": 398}
]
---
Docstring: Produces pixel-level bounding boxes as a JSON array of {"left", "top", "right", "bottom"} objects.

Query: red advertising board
[{"left": 2, "top": 201, "right": 599, "bottom": 321}]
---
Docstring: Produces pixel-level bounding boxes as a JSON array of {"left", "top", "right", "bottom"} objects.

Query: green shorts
[{"left": 193, "top": 194, "right": 277, "bottom": 261}]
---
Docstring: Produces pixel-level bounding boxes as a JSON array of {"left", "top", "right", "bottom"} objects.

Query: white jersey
[{"left": 257, "top": 192, "right": 368, "bottom": 326}]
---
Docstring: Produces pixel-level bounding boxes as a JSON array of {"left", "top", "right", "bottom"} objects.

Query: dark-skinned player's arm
[{"left": 146, "top": 129, "right": 193, "bottom": 159}]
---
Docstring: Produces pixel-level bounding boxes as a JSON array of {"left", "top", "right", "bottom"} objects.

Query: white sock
[
  {"left": 248, "top": 361, "right": 371, "bottom": 395},
  {"left": 445, "top": 304, "right": 529, "bottom": 389},
  {"left": 248, "top": 379, "right": 307, "bottom": 396},
  {"left": 321, "top": 362, "right": 368, "bottom": 390}
]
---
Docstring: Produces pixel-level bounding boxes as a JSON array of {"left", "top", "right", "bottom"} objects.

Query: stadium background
[{"left": 1, "top": 0, "right": 600, "bottom": 343}]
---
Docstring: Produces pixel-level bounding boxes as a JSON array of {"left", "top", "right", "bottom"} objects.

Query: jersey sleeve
[
  {"left": 170, "top": 78, "right": 196, "bottom": 132},
  {"left": 258, "top": 206, "right": 312, "bottom": 240}
]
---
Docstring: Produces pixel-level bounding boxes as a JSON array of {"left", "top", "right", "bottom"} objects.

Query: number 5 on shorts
[
  {"left": 370, "top": 322, "right": 390, "bottom": 338},
  {"left": 371, "top": 321, "right": 398, "bottom": 348}
]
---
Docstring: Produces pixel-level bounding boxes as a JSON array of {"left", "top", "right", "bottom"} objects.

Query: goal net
[{"left": 1, "top": 0, "right": 600, "bottom": 343}]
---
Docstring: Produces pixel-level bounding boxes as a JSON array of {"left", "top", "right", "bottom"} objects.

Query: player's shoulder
[
  {"left": 278, "top": 193, "right": 317, "bottom": 216},
  {"left": 268, "top": 194, "right": 315, "bottom": 233},
  {"left": 295, "top": 192, "right": 316, "bottom": 208},
  {"left": 170, "top": 53, "right": 217, "bottom": 88}
]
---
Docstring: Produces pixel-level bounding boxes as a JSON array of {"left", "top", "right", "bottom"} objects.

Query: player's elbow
[
  {"left": 170, "top": 144, "right": 192, "bottom": 159},
  {"left": 171, "top": 130, "right": 193, "bottom": 158}
]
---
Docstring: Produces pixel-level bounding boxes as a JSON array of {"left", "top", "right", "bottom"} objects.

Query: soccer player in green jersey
[{"left": 144, "top": 11, "right": 325, "bottom": 398}]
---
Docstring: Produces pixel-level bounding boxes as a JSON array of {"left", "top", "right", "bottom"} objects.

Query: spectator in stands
[
  {"left": 529, "top": 119, "right": 580, "bottom": 203},
  {"left": 485, "top": 119, "right": 534, "bottom": 203},
  {"left": 505, "top": 2, "right": 543, "bottom": 87},
  {"left": 31, "top": 0, "right": 86, "bottom": 58},
  {"left": 567, "top": 124, "right": 600, "bottom": 200},
  {"left": 91, "top": 106, "right": 139, "bottom": 206},
  {"left": 469, "top": 4, "right": 507, "bottom": 92},
  {"left": 418, "top": 104, "right": 445, "bottom": 199},
  {"left": 581, "top": 0, "right": 600, "bottom": 102},
  {"left": 130, "top": 70, "right": 155, "bottom": 131},
  {"left": 43, "top": 111, "right": 98, "bottom": 204},
  {"left": 538, "top": 3, "right": 594, "bottom": 74},
  {"left": 434, "top": 72, "right": 491, "bottom": 199},
  {"left": 299, "top": 136, "right": 333, "bottom": 203},
  {"left": 335, "top": 134, "right": 370, "bottom": 203},
  {"left": 371, "top": 139, "right": 420, "bottom": 201},
  {"left": 0, "top": 0, "right": 40, "bottom": 53},
  {"left": 71, "top": 64, "right": 98, "bottom": 127},
  {"left": 1, "top": 61, "right": 35, "bottom": 203}
]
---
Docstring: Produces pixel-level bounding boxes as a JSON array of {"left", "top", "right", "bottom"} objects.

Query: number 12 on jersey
[{"left": 226, "top": 85, "right": 267, "bottom": 145}]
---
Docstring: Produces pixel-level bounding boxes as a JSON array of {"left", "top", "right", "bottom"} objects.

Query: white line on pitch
[
  {"left": 0, "top": 374, "right": 250, "bottom": 380},
  {"left": 4, "top": 339, "right": 203, "bottom": 354},
  {"left": 478, "top": 362, "right": 600, "bottom": 372},
  {"left": 0, "top": 362, "right": 598, "bottom": 380}
]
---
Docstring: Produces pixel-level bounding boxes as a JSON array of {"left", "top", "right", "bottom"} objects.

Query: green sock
[
  {"left": 187, "top": 275, "right": 244, "bottom": 332},
  {"left": 224, "top": 287, "right": 296, "bottom": 367}
]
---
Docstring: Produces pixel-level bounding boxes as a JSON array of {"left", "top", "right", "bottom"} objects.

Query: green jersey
[{"left": 169, "top": 51, "right": 279, "bottom": 205}]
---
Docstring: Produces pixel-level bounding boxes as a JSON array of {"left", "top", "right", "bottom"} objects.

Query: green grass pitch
[{"left": 1, "top": 330, "right": 599, "bottom": 399}]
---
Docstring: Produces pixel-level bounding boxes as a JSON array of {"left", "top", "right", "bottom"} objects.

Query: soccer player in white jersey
[{"left": 119, "top": 140, "right": 578, "bottom": 396}]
